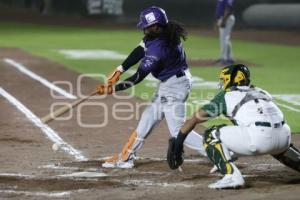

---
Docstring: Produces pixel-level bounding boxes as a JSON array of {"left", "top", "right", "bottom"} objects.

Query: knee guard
[
  {"left": 272, "top": 143, "right": 300, "bottom": 173},
  {"left": 120, "top": 130, "right": 144, "bottom": 161},
  {"left": 203, "top": 125, "right": 233, "bottom": 175}
]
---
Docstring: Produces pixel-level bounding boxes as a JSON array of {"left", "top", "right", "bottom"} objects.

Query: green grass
[{"left": 1, "top": 22, "right": 299, "bottom": 132}]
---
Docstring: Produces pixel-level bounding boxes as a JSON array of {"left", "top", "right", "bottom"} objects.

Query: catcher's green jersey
[{"left": 202, "top": 90, "right": 227, "bottom": 117}]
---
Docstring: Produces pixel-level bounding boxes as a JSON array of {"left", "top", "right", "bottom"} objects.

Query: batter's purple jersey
[
  {"left": 139, "top": 37, "right": 188, "bottom": 82},
  {"left": 215, "top": 0, "right": 234, "bottom": 19}
]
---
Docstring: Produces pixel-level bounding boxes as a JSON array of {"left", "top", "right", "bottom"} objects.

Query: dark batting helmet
[{"left": 137, "top": 6, "right": 168, "bottom": 29}]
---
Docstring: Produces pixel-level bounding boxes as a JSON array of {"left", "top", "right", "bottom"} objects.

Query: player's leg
[
  {"left": 225, "top": 15, "right": 235, "bottom": 62},
  {"left": 227, "top": 15, "right": 235, "bottom": 61},
  {"left": 161, "top": 74, "right": 206, "bottom": 156},
  {"left": 270, "top": 123, "right": 291, "bottom": 155},
  {"left": 203, "top": 125, "right": 244, "bottom": 189},
  {"left": 102, "top": 94, "right": 163, "bottom": 168},
  {"left": 164, "top": 101, "right": 206, "bottom": 156},
  {"left": 273, "top": 143, "right": 300, "bottom": 173},
  {"left": 220, "top": 124, "right": 290, "bottom": 156},
  {"left": 219, "top": 27, "right": 226, "bottom": 62},
  {"left": 271, "top": 123, "right": 300, "bottom": 173},
  {"left": 207, "top": 123, "right": 292, "bottom": 189}
]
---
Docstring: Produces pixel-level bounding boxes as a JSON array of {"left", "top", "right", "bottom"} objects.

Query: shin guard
[{"left": 204, "top": 126, "right": 233, "bottom": 175}]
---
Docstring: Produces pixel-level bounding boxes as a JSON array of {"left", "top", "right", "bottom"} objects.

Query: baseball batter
[
  {"left": 170, "top": 64, "right": 300, "bottom": 189},
  {"left": 215, "top": 0, "right": 235, "bottom": 65},
  {"left": 97, "top": 6, "right": 206, "bottom": 168}
]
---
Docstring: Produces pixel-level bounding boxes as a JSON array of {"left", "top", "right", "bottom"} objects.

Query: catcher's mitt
[{"left": 167, "top": 137, "right": 184, "bottom": 170}]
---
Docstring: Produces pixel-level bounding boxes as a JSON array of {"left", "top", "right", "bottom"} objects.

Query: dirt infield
[{"left": 0, "top": 48, "right": 300, "bottom": 200}]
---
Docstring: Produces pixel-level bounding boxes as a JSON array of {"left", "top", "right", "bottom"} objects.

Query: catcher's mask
[{"left": 219, "top": 64, "right": 250, "bottom": 90}]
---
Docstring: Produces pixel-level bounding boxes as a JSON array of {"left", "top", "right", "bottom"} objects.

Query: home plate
[{"left": 58, "top": 172, "right": 108, "bottom": 178}]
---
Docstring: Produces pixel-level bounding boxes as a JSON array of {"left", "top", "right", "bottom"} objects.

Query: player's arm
[
  {"left": 114, "top": 67, "right": 149, "bottom": 91},
  {"left": 121, "top": 41, "right": 145, "bottom": 72},
  {"left": 180, "top": 109, "right": 210, "bottom": 136},
  {"left": 106, "top": 41, "right": 145, "bottom": 85},
  {"left": 175, "top": 90, "right": 227, "bottom": 145},
  {"left": 97, "top": 66, "right": 149, "bottom": 94},
  {"left": 98, "top": 44, "right": 159, "bottom": 94},
  {"left": 115, "top": 51, "right": 159, "bottom": 92}
]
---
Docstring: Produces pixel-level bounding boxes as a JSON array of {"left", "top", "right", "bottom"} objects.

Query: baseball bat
[{"left": 41, "top": 90, "right": 98, "bottom": 124}]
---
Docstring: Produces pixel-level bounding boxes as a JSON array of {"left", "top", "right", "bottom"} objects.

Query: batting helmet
[
  {"left": 219, "top": 64, "right": 251, "bottom": 90},
  {"left": 137, "top": 6, "right": 168, "bottom": 29}
]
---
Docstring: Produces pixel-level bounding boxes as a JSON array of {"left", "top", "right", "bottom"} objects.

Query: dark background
[{"left": 0, "top": 0, "right": 299, "bottom": 29}]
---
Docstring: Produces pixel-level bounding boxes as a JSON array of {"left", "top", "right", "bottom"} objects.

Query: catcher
[
  {"left": 97, "top": 6, "right": 206, "bottom": 169},
  {"left": 168, "top": 64, "right": 300, "bottom": 189}
]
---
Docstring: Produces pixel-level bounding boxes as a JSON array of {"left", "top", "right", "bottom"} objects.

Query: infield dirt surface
[{"left": 0, "top": 48, "right": 300, "bottom": 200}]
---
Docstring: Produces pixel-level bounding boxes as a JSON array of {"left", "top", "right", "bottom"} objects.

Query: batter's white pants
[
  {"left": 219, "top": 123, "right": 291, "bottom": 156},
  {"left": 219, "top": 15, "right": 235, "bottom": 61},
  {"left": 134, "top": 70, "right": 206, "bottom": 156}
]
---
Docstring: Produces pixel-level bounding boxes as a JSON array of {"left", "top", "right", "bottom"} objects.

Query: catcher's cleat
[{"left": 208, "top": 164, "right": 244, "bottom": 189}]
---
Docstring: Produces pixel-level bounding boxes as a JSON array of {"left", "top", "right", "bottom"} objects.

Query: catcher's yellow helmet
[{"left": 219, "top": 64, "right": 250, "bottom": 90}]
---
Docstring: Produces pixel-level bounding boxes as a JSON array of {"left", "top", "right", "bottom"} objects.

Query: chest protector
[{"left": 231, "top": 87, "right": 272, "bottom": 118}]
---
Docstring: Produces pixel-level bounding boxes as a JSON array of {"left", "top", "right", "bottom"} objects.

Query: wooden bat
[{"left": 41, "top": 91, "right": 98, "bottom": 124}]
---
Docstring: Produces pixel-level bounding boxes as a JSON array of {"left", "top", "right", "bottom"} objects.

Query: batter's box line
[{"left": 97, "top": 156, "right": 207, "bottom": 163}]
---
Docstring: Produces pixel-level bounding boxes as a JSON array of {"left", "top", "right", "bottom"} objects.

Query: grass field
[{"left": 1, "top": 22, "right": 299, "bottom": 132}]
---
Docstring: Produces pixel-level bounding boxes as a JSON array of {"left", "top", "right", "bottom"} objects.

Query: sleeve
[
  {"left": 138, "top": 45, "right": 161, "bottom": 73},
  {"left": 201, "top": 91, "right": 227, "bottom": 117},
  {"left": 114, "top": 67, "right": 149, "bottom": 91},
  {"left": 121, "top": 42, "right": 145, "bottom": 71}
]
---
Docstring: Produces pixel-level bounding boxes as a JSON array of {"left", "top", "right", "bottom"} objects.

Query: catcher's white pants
[
  {"left": 132, "top": 70, "right": 206, "bottom": 157},
  {"left": 219, "top": 123, "right": 291, "bottom": 156},
  {"left": 219, "top": 15, "right": 235, "bottom": 61}
]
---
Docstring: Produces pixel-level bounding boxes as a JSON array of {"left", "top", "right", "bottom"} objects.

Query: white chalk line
[
  {"left": 38, "top": 164, "right": 81, "bottom": 171},
  {"left": 0, "top": 88, "right": 86, "bottom": 161},
  {"left": 124, "top": 179, "right": 199, "bottom": 188},
  {"left": 0, "top": 172, "right": 105, "bottom": 180},
  {"left": 57, "top": 171, "right": 108, "bottom": 178},
  {"left": 274, "top": 94, "right": 300, "bottom": 106},
  {"left": 276, "top": 102, "right": 300, "bottom": 113},
  {"left": 0, "top": 190, "right": 71, "bottom": 198},
  {"left": 3, "top": 58, "right": 76, "bottom": 99},
  {"left": 97, "top": 156, "right": 207, "bottom": 163},
  {"left": 0, "top": 189, "right": 88, "bottom": 198},
  {"left": 0, "top": 173, "right": 35, "bottom": 179}
]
